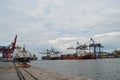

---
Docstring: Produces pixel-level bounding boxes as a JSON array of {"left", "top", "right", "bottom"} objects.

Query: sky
[{"left": 0, "top": 0, "right": 120, "bottom": 58}]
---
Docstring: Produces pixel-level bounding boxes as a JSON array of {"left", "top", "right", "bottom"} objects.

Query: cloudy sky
[{"left": 0, "top": 0, "right": 120, "bottom": 58}]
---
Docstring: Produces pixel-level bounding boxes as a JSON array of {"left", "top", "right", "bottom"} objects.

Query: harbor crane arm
[{"left": 0, "top": 35, "right": 17, "bottom": 61}]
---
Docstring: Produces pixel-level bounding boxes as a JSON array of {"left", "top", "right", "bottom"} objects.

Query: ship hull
[
  {"left": 42, "top": 56, "right": 60, "bottom": 60},
  {"left": 60, "top": 54, "right": 96, "bottom": 60},
  {"left": 14, "top": 57, "right": 30, "bottom": 62},
  {"left": 41, "top": 54, "right": 96, "bottom": 60}
]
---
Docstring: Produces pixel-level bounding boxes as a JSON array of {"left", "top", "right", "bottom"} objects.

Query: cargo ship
[
  {"left": 41, "top": 47, "right": 61, "bottom": 60},
  {"left": 60, "top": 53, "right": 96, "bottom": 60},
  {"left": 41, "top": 38, "right": 103, "bottom": 60},
  {"left": 60, "top": 38, "right": 103, "bottom": 60}
]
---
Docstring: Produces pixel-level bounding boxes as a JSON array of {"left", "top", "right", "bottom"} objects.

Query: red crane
[{"left": 0, "top": 35, "right": 17, "bottom": 61}]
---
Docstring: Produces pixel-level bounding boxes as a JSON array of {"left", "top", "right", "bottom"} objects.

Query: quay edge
[{"left": 0, "top": 61, "right": 92, "bottom": 80}]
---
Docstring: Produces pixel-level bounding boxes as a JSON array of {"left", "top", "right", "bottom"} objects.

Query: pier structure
[{"left": 0, "top": 61, "right": 91, "bottom": 80}]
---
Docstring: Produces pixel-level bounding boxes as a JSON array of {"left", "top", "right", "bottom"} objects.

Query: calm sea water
[{"left": 30, "top": 59, "right": 120, "bottom": 80}]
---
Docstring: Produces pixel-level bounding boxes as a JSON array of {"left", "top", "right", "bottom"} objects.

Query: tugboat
[
  {"left": 41, "top": 47, "right": 61, "bottom": 60},
  {"left": 60, "top": 38, "right": 103, "bottom": 60}
]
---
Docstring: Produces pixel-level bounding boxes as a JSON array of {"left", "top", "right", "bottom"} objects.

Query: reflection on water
[{"left": 30, "top": 59, "right": 120, "bottom": 80}]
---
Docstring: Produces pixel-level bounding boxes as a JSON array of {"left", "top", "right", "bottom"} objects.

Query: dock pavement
[
  {"left": 0, "top": 61, "right": 92, "bottom": 80},
  {"left": 0, "top": 61, "right": 19, "bottom": 80}
]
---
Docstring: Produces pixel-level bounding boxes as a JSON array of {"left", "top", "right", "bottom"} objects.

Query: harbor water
[{"left": 30, "top": 58, "right": 120, "bottom": 80}]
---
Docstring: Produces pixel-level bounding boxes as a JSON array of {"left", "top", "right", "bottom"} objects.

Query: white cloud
[
  {"left": 49, "top": 37, "right": 77, "bottom": 44},
  {"left": 94, "top": 32, "right": 120, "bottom": 38},
  {"left": 93, "top": 32, "right": 120, "bottom": 51}
]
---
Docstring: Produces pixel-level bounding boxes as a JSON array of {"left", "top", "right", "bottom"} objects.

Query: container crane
[
  {"left": 67, "top": 38, "right": 104, "bottom": 56},
  {"left": 89, "top": 38, "right": 104, "bottom": 56},
  {"left": 67, "top": 41, "right": 88, "bottom": 55}
]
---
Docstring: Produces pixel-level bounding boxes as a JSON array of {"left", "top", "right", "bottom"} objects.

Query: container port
[
  {"left": 0, "top": 35, "right": 91, "bottom": 80},
  {"left": 40, "top": 38, "right": 120, "bottom": 60},
  {"left": 0, "top": 35, "right": 120, "bottom": 80}
]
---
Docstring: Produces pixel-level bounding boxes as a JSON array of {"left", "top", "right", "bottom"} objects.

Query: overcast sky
[{"left": 0, "top": 0, "right": 120, "bottom": 58}]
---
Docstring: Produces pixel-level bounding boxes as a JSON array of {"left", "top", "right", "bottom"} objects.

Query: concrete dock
[
  {"left": 0, "top": 61, "right": 19, "bottom": 80},
  {"left": 0, "top": 61, "right": 92, "bottom": 80}
]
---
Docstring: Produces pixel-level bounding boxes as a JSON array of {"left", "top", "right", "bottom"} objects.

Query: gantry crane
[
  {"left": 67, "top": 38, "right": 104, "bottom": 57},
  {"left": 89, "top": 38, "right": 104, "bottom": 55}
]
